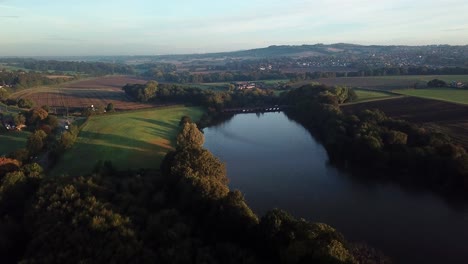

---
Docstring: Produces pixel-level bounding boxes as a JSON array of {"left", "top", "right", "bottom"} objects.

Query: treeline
[
  {"left": 142, "top": 68, "right": 289, "bottom": 83},
  {"left": 0, "top": 70, "right": 74, "bottom": 90},
  {"left": 123, "top": 81, "right": 277, "bottom": 110},
  {"left": 142, "top": 64, "right": 468, "bottom": 84},
  {"left": 1, "top": 58, "right": 135, "bottom": 75},
  {"left": 0, "top": 119, "right": 390, "bottom": 263},
  {"left": 282, "top": 84, "right": 468, "bottom": 195}
]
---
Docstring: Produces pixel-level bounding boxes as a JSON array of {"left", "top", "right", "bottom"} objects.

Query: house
[
  {"left": 450, "top": 81, "right": 465, "bottom": 88},
  {"left": 233, "top": 82, "right": 256, "bottom": 90}
]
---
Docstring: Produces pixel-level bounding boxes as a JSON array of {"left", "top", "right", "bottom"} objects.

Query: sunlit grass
[{"left": 50, "top": 106, "right": 204, "bottom": 176}]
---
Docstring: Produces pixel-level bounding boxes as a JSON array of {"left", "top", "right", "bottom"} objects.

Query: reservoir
[{"left": 203, "top": 112, "right": 468, "bottom": 264}]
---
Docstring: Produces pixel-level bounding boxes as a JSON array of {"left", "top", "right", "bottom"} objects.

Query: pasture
[
  {"left": 10, "top": 76, "right": 151, "bottom": 113},
  {"left": 50, "top": 106, "right": 204, "bottom": 176},
  {"left": 392, "top": 88, "right": 468, "bottom": 105},
  {"left": 353, "top": 89, "right": 397, "bottom": 103},
  {"left": 0, "top": 131, "right": 30, "bottom": 156}
]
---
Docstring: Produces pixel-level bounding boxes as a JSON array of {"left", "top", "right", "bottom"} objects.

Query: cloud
[{"left": 0, "top": 15, "right": 19, "bottom": 18}]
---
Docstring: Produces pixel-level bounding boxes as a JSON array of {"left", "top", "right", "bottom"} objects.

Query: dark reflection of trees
[{"left": 284, "top": 110, "right": 468, "bottom": 208}]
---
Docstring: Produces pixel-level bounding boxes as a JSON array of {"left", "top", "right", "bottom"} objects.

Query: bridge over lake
[{"left": 222, "top": 105, "right": 291, "bottom": 113}]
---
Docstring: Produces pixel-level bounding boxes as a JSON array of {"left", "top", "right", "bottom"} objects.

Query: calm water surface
[{"left": 203, "top": 112, "right": 468, "bottom": 264}]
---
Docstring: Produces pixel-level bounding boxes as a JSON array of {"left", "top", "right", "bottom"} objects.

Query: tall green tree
[{"left": 26, "top": 130, "right": 47, "bottom": 155}]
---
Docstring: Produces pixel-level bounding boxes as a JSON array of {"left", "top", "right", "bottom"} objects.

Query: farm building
[
  {"left": 450, "top": 81, "right": 465, "bottom": 88},
  {"left": 233, "top": 82, "right": 256, "bottom": 90}
]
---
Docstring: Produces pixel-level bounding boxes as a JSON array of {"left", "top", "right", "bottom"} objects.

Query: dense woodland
[
  {"left": 281, "top": 84, "right": 468, "bottom": 195},
  {"left": 122, "top": 81, "right": 277, "bottom": 111}
]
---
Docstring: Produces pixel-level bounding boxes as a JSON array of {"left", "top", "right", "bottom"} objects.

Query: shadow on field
[
  {"left": 78, "top": 130, "right": 168, "bottom": 151},
  {"left": 131, "top": 117, "right": 180, "bottom": 139},
  {"left": 51, "top": 141, "right": 164, "bottom": 177}
]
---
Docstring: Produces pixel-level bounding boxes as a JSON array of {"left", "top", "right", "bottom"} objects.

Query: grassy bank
[
  {"left": 353, "top": 89, "right": 397, "bottom": 103},
  {"left": 0, "top": 131, "right": 30, "bottom": 155},
  {"left": 51, "top": 106, "right": 204, "bottom": 176},
  {"left": 392, "top": 87, "right": 468, "bottom": 105}
]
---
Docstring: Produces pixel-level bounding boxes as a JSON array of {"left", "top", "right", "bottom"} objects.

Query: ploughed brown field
[
  {"left": 11, "top": 76, "right": 150, "bottom": 112},
  {"left": 342, "top": 96, "right": 468, "bottom": 148}
]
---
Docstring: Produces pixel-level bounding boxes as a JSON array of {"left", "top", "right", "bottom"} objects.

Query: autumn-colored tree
[
  {"left": 13, "top": 113, "right": 26, "bottom": 127},
  {"left": 176, "top": 122, "right": 204, "bottom": 149},
  {"left": 0, "top": 157, "right": 21, "bottom": 177},
  {"left": 28, "top": 107, "right": 48, "bottom": 126}
]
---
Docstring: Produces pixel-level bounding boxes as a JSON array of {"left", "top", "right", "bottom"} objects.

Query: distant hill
[
  {"left": 152, "top": 43, "right": 468, "bottom": 60},
  {"left": 2, "top": 43, "right": 467, "bottom": 64}
]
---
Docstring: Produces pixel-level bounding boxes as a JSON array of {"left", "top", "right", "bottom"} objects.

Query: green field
[
  {"left": 51, "top": 106, "right": 204, "bottom": 176},
  {"left": 354, "top": 89, "right": 396, "bottom": 102},
  {"left": 184, "top": 82, "right": 230, "bottom": 91},
  {"left": 0, "top": 131, "right": 30, "bottom": 156},
  {"left": 392, "top": 88, "right": 468, "bottom": 105}
]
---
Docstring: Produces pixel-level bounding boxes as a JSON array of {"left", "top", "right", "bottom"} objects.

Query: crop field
[
  {"left": 342, "top": 96, "right": 468, "bottom": 148},
  {"left": 0, "top": 131, "right": 30, "bottom": 156},
  {"left": 392, "top": 88, "right": 468, "bottom": 105},
  {"left": 50, "top": 106, "right": 204, "bottom": 176},
  {"left": 294, "top": 75, "right": 468, "bottom": 90},
  {"left": 10, "top": 76, "right": 151, "bottom": 113}
]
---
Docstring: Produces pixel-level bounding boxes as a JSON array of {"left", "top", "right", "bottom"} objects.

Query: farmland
[
  {"left": 342, "top": 96, "right": 468, "bottom": 148},
  {"left": 295, "top": 75, "right": 468, "bottom": 90},
  {"left": 0, "top": 131, "right": 30, "bottom": 156},
  {"left": 353, "top": 89, "right": 397, "bottom": 103},
  {"left": 10, "top": 76, "right": 152, "bottom": 113},
  {"left": 392, "top": 88, "right": 468, "bottom": 105},
  {"left": 50, "top": 106, "right": 204, "bottom": 176}
]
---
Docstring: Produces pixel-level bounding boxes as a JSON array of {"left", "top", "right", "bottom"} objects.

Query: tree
[
  {"left": 177, "top": 123, "right": 204, "bottom": 149},
  {"left": 59, "top": 131, "right": 77, "bottom": 150},
  {"left": 143, "top": 81, "right": 158, "bottom": 101},
  {"left": 41, "top": 105, "right": 50, "bottom": 112},
  {"left": 106, "top": 103, "right": 115, "bottom": 112},
  {"left": 26, "top": 130, "right": 47, "bottom": 155},
  {"left": 427, "top": 79, "right": 447, "bottom": 88},
  {"left": 17, "top": 98, "right": 34, "bottom": 109},
  {"left": 45, "top": 115, "right": 59, "bottom": 129},
  {"left": 179, "top": 116, "right": 192, "bottom": 127},
  {"left": 13, "top": 114, "right": 26, "bottom": 127},
  {"left": 28, "top": 107, "right": 48, "bottom": 126},
  {"left": 0, "top": 157, "right": 21, "bottom": 177},
  {"left": 171, "top": 147, "right": 229, "bottom": 200},
  {"left": 0, "top": 88, "right": 9, "bottom": 101},
  {"left": 383, "top": 130, "right": 408, "bottom": 145}
]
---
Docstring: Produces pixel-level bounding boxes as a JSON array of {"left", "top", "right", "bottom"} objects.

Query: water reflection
[{"left": 203, "top": 112, "right": 468, "bottom": 264}]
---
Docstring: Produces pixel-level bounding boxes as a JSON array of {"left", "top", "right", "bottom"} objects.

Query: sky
[{"left": 1, "top": 0, "right": 468, "bottom": 56}]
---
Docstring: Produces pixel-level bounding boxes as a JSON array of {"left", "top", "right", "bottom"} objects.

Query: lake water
[{"left": 203, "top": 112, "right": 468, "bottom": 264}]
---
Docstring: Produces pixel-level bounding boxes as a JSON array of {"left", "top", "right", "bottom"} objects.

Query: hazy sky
[{"left": 1, "top": 0, "right": 468, "bottom": 56}]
